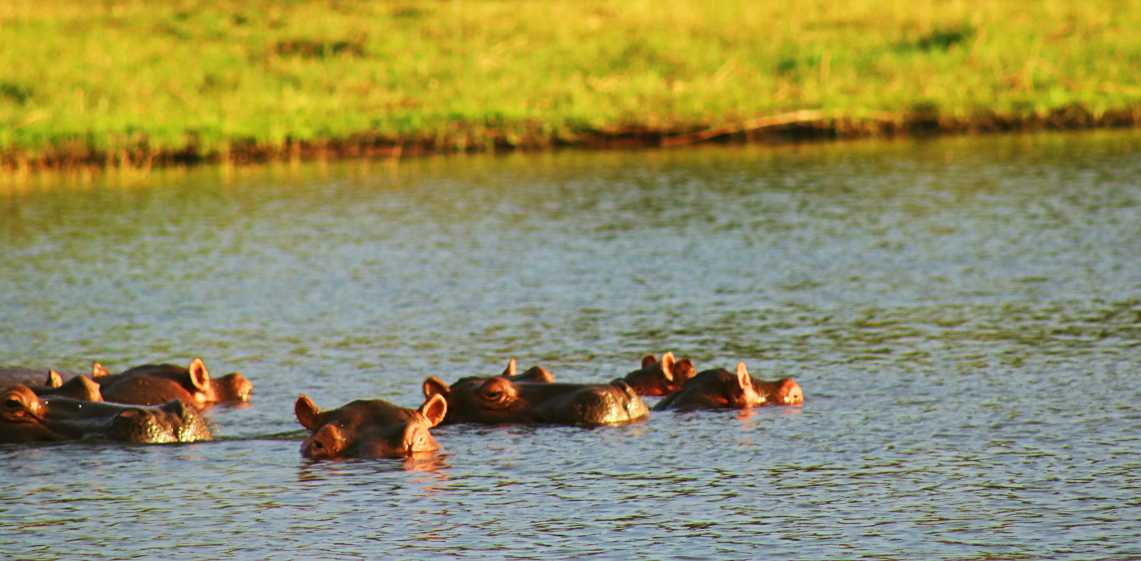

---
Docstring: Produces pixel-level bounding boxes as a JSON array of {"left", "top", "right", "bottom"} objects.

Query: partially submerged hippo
[
  {"left": 750, "top": 376, "right": 805, "bottom": 406},
  {"left": 422, "top": 373, "right": 649, "bottom": 426},
  {"left": 95, "top": 358, "right": 253, "bottom": 408},
  {"left": 654, "top": 362, "right": 765, "bottom": 411},
  {"left": 621, "top": 352, "right": 696, "bottom": 396},
  {"left": 294, "top": 394, "right": 447, "bottom": 459},
  {"left": 0, "top": 384, "right": 212, "bottom": 444}
]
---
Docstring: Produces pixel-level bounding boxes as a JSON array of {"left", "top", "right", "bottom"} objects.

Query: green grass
[{"left": 1, "top": 0, "right": 1138, "bottom": 165}]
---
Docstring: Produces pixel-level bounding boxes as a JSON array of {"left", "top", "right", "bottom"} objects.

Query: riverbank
[{"left": 2, "top": 1, "right": 1138, "bottom": 171}]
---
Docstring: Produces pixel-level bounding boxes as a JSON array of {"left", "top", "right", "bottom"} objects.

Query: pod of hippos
[{"left": 0, "top": 352, "right": 803, "bottom": 459}]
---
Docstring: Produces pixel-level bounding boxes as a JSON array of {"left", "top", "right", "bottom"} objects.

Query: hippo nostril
[{"left": 4, "top": 399, "right": 20, "bottom": 410}]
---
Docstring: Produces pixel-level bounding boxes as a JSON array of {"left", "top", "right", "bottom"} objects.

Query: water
[{"left": 1, "top": 131, "right": 1138, "bottom": 560}]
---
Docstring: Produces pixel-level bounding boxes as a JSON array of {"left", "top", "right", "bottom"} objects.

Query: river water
[{"left": 1, "top": 132, "right": 1138, "bottom": 560}]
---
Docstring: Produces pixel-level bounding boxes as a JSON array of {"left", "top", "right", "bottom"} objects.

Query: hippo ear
[
  {"left": 91, "top": 362, "right": 110, "bottom": 378},
  {"left": 735, "top": 362, "right": 751, "bottom": 390},
  {"left": 294, "top": 395, "right": 321, "bottom": 431},
  {"left": 422, "top": 376, "right": 450, "bottom": 399},
  {"left": 659, "top": 352, "right": 676, "bottom": 382},
  {"left": 501, "top": 358, "right": 518, "bottom": 377},
  {"left": 418, "top": 393, "right": 448, "bottom": 427},
  {"left": 640, "top": 354, "right": 658, "bottom": 369},
  {"left": 45, "top": 370, "right": 63, "bottom": 388},
  {"left": 187, "top": 358, "right": 211, "bottom": 390}
]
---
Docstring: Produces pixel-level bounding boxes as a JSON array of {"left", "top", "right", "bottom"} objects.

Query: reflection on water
[
  {"left": 296, "top": 451, "right": 451, "bottom": 478},
  {"left": 1, "top": 131, "right": 1139, "bottom": 559}
]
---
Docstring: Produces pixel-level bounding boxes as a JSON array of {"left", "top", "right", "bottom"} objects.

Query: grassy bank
[{"left": 1, "top": 0, "right": 1139, "bottom": 169}]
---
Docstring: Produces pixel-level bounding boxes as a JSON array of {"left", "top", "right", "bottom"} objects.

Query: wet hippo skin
[
  {"left": 654, "top": 362, "right": 766, "bottom": 411},
  {"left": 423, "top": 373, "right": 649, "bottom": 426},
  {"left": 95, "top": 358, "right": 253, "bottom": 408},
  {"left": 621, "top": 352, "right": 696, "bottom": 396},
  {"left": 294, "top": 394, "right": 448, "bottom": 459},
  {"left": 750, "top": 376, "right": 805, "bottom": 406},
  {"left": 3, "top": 359, "right": 253, "bottom": 409},
  {"left": 0, "top": 384, "right": 212, "bottom": 444}
]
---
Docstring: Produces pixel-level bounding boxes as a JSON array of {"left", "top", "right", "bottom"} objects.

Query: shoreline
[{"left": 3, "top": 105, "right": 1138, "bottom": 174}]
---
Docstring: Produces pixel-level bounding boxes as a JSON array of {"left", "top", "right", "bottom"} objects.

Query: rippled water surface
[{"left": 1, "top": 132, "right": 1139, "bottom": 560}]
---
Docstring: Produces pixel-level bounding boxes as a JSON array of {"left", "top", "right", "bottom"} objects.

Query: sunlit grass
[{"left": 0, "top": 0, "right": 1138, "bottom": 164}]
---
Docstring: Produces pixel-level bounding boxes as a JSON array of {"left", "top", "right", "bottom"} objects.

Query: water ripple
[{"left": 2, "top": 132, "right": 1140, "bottom": 559}]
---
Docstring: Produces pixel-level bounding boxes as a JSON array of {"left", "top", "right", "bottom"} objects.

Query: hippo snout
[
  {"left": 219, "top": 372, "right": 254, "bottom": 403},
  {"left": 778, "top": 379, "right": 804, "bottom": 405},
  {"left": 403, "top": 422, "right": 438, "bottom": 455},
  {"left": 109, "top": 399, "right": 212, "bottom": 444},
  {"left": 301, "top": 424, "right": 347, "bottom": 459}
]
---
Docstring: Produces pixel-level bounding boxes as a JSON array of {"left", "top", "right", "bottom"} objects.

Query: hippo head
[
  {"left": 1, "top": 385, "right": 211, "bottom": 444},
  {"left": 654, "top": 362, "right": 766, "bottom": 411},
  {"left": 108, "top": 399, "right": 213, "bottom": 444},
  {"left": 712, "top": 362, "right": 765, "bottom": 409},
  {"left": 422, "top": 375, "right": 529, "bottom": 424},
  {"left": 207, "top": 372, "right": 254, "bottom": 404},
  {"left": 294, "top": 394, "right": 447, "bottom": 460},
  {"left": 422, "top": 374, "right": 649, "bottom": 426},
  {"left": 97, "top": 358, "right": 253, "bottom": 408},
  {"left": 1, "top": 385, "right": 62, "bottom": 441},
  {"left": 751, "top": 376, "right": 804, "bottom": 406},
  {"left": 623, "top": 352, "right": 697, "bottom": 396},
  {"left": 158, "top": 358, "right": 253, "bottom": 406}
]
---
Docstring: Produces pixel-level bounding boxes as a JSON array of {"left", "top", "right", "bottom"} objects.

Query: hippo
[
  {"left": 95, "top": 358, "right": 253, "bottom": 408},
  {"left": 750, "top": 376, "right": 805, "bottom": 406},
  {"left": 422, "top": 373, "right": 649, "bottom": 426},
  {"left": 0, "top": 384, "right": 212, "bottom": 444},
  {"left": 294, "top": 394, "right": 448, "bottom": 459},
  {"left": 653, "top": 362, "right": 765, "bottom": 411},
  {"left": 621, "top": 352, "right": 697, "bottom": 396}
]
